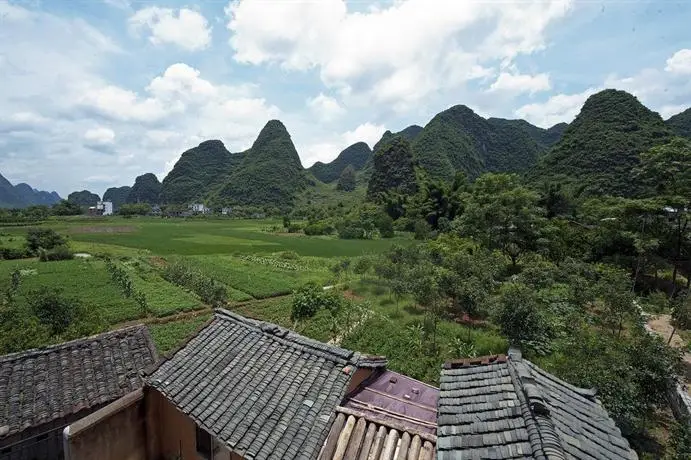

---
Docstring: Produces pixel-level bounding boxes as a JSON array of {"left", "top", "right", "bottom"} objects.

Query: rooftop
[
  {"left": 437, "top": 350, "right": 637, "bottom": 460},
  {"left": 146, "top": 308, "right": 386, "bottom": 460},
  {"left": 0, "top": 325, "right": 157, "bottom": 440},
  {"left": 320, "top": 369, "right": 439, "bottom": 460}
]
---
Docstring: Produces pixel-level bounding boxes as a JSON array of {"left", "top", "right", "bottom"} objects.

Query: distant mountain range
[
  {"left": 6, "top": 88, "right": 689, "bottom": 210},
  {"left": 0, "top": 173, "right": 61, "bottom": 208}
]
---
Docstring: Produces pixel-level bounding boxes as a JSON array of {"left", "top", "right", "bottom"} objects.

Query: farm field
[
  {"left": 0, "top": 217, "right": 413, "bottom": 351},
  {"left": 0, "top": 216, "right": 510, "bottom": 385}
]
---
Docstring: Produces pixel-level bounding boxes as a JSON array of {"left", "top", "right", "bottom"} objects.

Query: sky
[{"left": 0, "top": 0, "right": 690, "bottom": 197}]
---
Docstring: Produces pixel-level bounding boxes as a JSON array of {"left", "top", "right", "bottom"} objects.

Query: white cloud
[
  {"left": 515, "top": 88, "right": 598, "bottom": 127},
  {"left": 306, "top": 93, "right": 345, "bottom": 120},
  {"left": 488, "top": 72, "right": 551, "bottom": 95},
  {"left": 226, "top": 0, "right": 572, "bottom": 111},
  {"left": 665, "top": 49, "right": 691, "bottom": 75},
  {"left": 343, "top": 122, "right": 386, "bottom": 148},
  {"left": 129, "top": 7, "right": 211, "bottom": 51},
  {"left": 84, "top": 127, "right": 115, "bottom": 145}
]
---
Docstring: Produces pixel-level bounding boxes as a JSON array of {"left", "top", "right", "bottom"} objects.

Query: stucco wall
[{"left": 64, "top": 390, "right": 146, "bottom": 460}]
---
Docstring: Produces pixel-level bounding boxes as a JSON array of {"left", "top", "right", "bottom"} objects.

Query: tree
[
  {"left": 337, "top": 165, "right": 356, "bottom": 192},
  {"left": 669, "top": 292, "right": 691, "bottom": 345},
  {"left": 119, "top": 203, "right": 151, "bottom": 216},
  {"left": 27, "top": 287, "right": 84, "bottom": 335},
  {"left": 493, "top": 282, "right": 553, "bottom": 354},
  {"left": 457, "top": 173, "right": 545, "bottom": 268},
  {"left": 51, "top": 199, "right": 82, "bottom": 216},
  {"left": 25, "top": 228, "right": 67, "bottom": 254},
  {"left": 636, "top": 137, "right": 691, "bottom": 295}
]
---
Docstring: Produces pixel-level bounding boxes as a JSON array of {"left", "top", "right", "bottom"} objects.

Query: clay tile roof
[
  {"left": 146, "top": 309, "right": 386, "bottom": 460},
  {"left": 0, "top": 325, "right": 158, "bottom": 440},
  {"left": 436, "top": 349, "right": 638, "bottom": 460}
]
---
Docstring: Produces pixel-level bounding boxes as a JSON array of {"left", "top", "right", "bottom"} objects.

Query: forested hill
[
  {"left": 215, "top": 120, "right": 306, "bottom": 207},
  {"left": 309, "top": 142, "right": 372, "bottom": 183},
  {"left": 372, "top": 125, "right": 424, "bottom": 152},
  {"left": 0, "top": 172, "right": 61, "bottom": 208},
  {"left": 410, "top": 105, "right": 560, "bottom": 182},
  {"left": 161, "top": 140, "right": 244, "bottom": 204},
  {"left": 666, "top": 107, "right": 691, "bottom": 139},
  {"left": 528, "top": 89, "right": 673, "bottom": 197}
]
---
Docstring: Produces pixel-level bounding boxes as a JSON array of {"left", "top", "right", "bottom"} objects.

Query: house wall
[
  {"left": 347, "top": 368, "right": 377, "bottom": 394},
  {"left": 147, "top": 388, "right": 246, "bottom": 460},
  {"left": 64, "top": 390, "right": 146, "bottom": 460}
]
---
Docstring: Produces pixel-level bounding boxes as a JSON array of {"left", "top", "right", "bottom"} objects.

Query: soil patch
[
  {"left": 72, "top": 226, "right": 136, "bottom": 234},
  {"left": 148, "top": 256, "right": 167, "bottom": 268},
  {"left": 342, "top": 290, "right": 364, "bottom": 301},
  {"left": 646, "top": 314, "right": 691, "bottom": 383}
]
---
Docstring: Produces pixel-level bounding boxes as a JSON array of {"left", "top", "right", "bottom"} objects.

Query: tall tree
[{"left": 636, "top": 137, "right": 691, "bottom": 294}]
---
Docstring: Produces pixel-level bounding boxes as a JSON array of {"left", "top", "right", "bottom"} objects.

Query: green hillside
[
  {"left": 127, "top": 173, "right": 162, "bottom": 204},
  {"left": 103, "top": 186, "right": 131, "bottom": 210},
  {"left": 161, "top": 140, "right": 245, "bottom": 204},
  {"left": 216, "top": 120, "right": 306, "bottom": 208},
  {"left": 372, "top": 125, "right": 423, "bottom": 152},
  {"left": 666, "top": 107, "right": 691, "bottom": 139},
  {"left": 309, "top": 142, "right": 372, "bottom": 183},
  {"left": 68, "top": 190, "right": 100, "bottom": 206},
  {"left": 367, "top": 137, "right": 418, "bottom": 201},
  {"left": 529, "top": 89, "right": 672, "bottom": 197}
]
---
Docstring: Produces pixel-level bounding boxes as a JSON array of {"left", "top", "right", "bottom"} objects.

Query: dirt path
[{"left": 646, "top": 314, "right": 691, "bottom": 383}]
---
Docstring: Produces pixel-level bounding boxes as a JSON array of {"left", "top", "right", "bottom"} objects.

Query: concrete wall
[{"left": 64, "top": 390, "right": 147, "bottom": 460}]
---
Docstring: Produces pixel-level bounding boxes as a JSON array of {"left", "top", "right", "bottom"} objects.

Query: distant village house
[{"left": 88, "top": 201, "right": 113, "bottom": 216}]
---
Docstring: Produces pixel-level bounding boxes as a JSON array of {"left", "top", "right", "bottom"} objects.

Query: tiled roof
[
  {"left": 319, "top": 370, "right": 439, "bottom": 460},
  {"left": 147, "top": 309, "right": 386, "bottom": 460},
  {"left": 437, "top": 350, "right": 638, "bottom": 460},
  {"left": 0, "top": 325, "right": 158, "bottom": 440}
]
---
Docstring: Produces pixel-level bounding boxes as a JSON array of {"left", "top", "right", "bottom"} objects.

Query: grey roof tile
[
  {"left": 0, "top": 325, "right": 157, "bottom": 440},
  {"left": 436, "top": 352, "right": 638, "bottom": 460},
  {"left": 147, "top": 308, "right": 383, "bottom": 460}
]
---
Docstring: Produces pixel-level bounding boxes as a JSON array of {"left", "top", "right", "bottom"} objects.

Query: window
[{"left": 196, "top": 425, "right": 212, "bottom": 460}]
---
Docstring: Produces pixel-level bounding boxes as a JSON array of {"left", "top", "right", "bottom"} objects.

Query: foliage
[
  {"left": 492, "top": 282, "right": 553, "bottom": 354},
  {"left": 0, "top": 247, "right": 30, "bottom": 260},
  {"left": 666, "top": 107, "right": 691, "bottom": 140},
  {"left": 162, "top": 258, "right": 227, "bottom": 306},
  {"left": 310, "top": 142, "right": 372, "bottom": 183},
  {"left": 38, "top": 245, "right": 74, "bottom": 261},
  {"left": 530, "top": 89, "right": 672, "bottom": 197},
  {"left": 51, "top": 199, "right": 83, "bottom": 216},
  {"left": 26, "top": 287, "right": 85, "bottom": 335},
  {"left": 304, "top": 221, "right": 335, "bottom": 236},
  {"left": 291, "top": 282, "right": 341, "bottom": 321},
  {"left": 119, "top": 203, "right": 152, "bottom": 216},
  {"left": 337, "top": 164, "right": 357, "bottom": 192},
  {"left": 664, "top": 417, "right": 691, "bottom": 460},
  {"left": 67, "top": 190, "right": 100, "bottom": 206},
  {"left": 127, "top": 173, "right": 161, "bottom": 204},
  {"left": 367, "top": 137, "right": 418, "bottom": 202},
  {"left": 26, "top": 228, "right": 67, "bottom": 254}
]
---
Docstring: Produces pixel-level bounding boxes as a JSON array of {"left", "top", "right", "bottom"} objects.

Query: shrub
[
  {"left": 163, "top": 259, "right": 227, "bottom": 306},
  {"left": 287, "top": 224, "right": 302, "bottom": 233},
  {"left": 27, "top": 287, "right": 83, "bottom": 335},
  {"left": 39, "top": 245, "right": 74, "bottom": 262},
  {"left": 337, "top": 222, "right": 366, "bottom": 239},
  {"left": 0, "top": 247, "right": 29, "bottom": 260},
  {"left": 414, "top": 220, "right": 431, "bottom": 240},
  {"left": 304, "top": 221, "right": 334, "bottom": 236},
  {"left": 25, "top": 228, "right": 66, "bottom": 254},
  {"left": 291, "top": 282, "right": 342, "bottom": 321}
]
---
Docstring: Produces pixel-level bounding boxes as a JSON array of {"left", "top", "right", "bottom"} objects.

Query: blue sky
[{"left": 0, "top": 0, "right": 690, "bottom": 197}]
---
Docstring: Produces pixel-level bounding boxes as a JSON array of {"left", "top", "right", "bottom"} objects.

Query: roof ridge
[
  {"left": 523, "top": 359, "right": 598, "bottom": 400},
  {"left": 0, "top": 324, "right": 149, "bottom": 362},
  {"left": 442, "top": 354, "right": 507, "bottom": 369},
  {"left": 215, "top": 308, "right": 357, "bottom": 363},
  {"left": 508, "top": 352, "right": 567, "bottom": 460}
]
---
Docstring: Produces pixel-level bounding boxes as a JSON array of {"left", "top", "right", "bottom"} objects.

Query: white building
[
  {"left": 96, "top": 201, "right": 113, "bottom": 216},
  {"left": 189, "top": 203, "right": 209, "bottom": 214}
]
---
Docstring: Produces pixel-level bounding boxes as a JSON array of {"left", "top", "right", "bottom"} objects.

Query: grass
[{"left": 148, "top": 313, "right": 212, "bottom": 354}]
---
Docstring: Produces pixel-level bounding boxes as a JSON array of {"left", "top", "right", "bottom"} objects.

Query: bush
[
  {"left": 27, "top": 287, "right": 84, "bottom": 335},
  {"left": 291, "top": 282, "right": 342, "bottom": 321},
  {"left": 39, "top": 245, "right": 74, "bottom": 262},
  {"left": 337, "top": 221, "right": 367, "bottom": 239},
  {"left": 304, "top": 221, "right": 335, "bottom": 236},
  {"left": 0, "top": 247, "right": 30, "bottom": 260},
  {"left": 25, "top": 228, "right": 66, "bottom": 254},
  {"left": 414, "top": 220, "right": 432, "bottom": 240},
  {"left": 287, "top": 224, "right": 302, "bottom": 233}
]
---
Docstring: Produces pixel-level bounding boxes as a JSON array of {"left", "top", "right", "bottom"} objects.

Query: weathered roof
[
  {"left": 437, "top": 350, "right": 638, "bottom": 460},
  {"left": 147, "top": 308, "right": 385, "bottom": 460},
  {"left": 0, "top": 325, "right": 157, "bottom": 440},
  {"left": 319, "top": 370, "right": 439, "bottom": 460}
]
